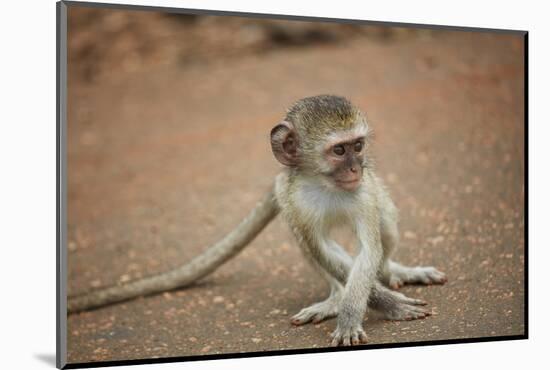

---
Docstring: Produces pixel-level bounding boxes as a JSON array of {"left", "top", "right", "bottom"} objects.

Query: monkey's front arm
[{"left": 329, "top": 226, "right": 382, "bottom": 346}]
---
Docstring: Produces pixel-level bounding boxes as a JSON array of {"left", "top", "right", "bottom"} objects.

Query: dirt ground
[{"left": 65, "top": 7, "right": 525, "bottom": 365}]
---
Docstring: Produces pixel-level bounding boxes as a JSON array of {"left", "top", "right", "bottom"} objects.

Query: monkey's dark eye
[
  {"left": 354, "top": 141, "right": 363, "bottom": 152},
  {"left": 333, "top": 145, "right": 345, "bottom": 156}
]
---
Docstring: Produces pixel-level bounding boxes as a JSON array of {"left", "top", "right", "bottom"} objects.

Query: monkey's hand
[{"left": 330, "top": 312, "right": 368, "bottom": 346}]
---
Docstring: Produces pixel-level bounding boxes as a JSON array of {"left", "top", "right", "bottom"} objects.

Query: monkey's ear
[{"left": 270, "top": 121, "right": 299, "bottom": 166}]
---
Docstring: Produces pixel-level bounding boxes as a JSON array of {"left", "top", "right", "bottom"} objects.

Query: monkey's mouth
[{"left": 334, "top": 178, "right": 361, "bottom": 191}]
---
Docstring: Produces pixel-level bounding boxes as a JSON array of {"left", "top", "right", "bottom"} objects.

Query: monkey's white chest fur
[{"left": 292, "top": 179, "right": 369, "bottom": 230}]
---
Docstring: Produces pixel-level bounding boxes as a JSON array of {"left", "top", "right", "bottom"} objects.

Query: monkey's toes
[
  {"left": 422, "top": 267, "right": 447, "bottom": 285},
  {"left": 389, "top": 276, "right": 404, "bottom": 290},
  {"left": 403, "top": 309, "right": 431, "bottom": 321},
  {"left": 396, "top": 266, "right": 447, "bottom": 286},
  {"left": 398, "top": 294, "right": 428, "bottom": 306},
  {"left": 389, "top": 290, "right": 428, "bottom": 306},
  {"left": 291, "top": 304, "right": 338, "bottom": 326},
  {"left": 291, "top": 315, "right": 319, "bottom": 326},
  {"left": 290, "top": 313, "right": 336, "bottom": 326},
  {"left": 384, "top": 304, "right": 431, "bottom": 321},
  {"left": 330, "top": 326, "right": 368, "bottom": 346}
]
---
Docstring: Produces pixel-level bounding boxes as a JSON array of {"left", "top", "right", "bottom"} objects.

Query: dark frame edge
[
  {"left": 523, "top": 31, "right": 529, "bottom": 338},
  {"left": 57, "top": 1, "right": 68, "bottom": 369}
]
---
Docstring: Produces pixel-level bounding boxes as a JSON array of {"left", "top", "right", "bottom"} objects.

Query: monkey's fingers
[
  {"left": 392, "top": 290, "right": 428, "bottom": 306},
  {"left": 389, "top": 277, "right": 404, "bottom": 290},
  {"left": 351, "top": 330, "right": 368, "bottom": 345},
  {"left": 384, "top": 304, "right": 431, "bottom": 321},
  {"left": 403, "top": 306, "right": 432, "bottom": 320},
  {"left": 407, "top": 266, "right": 447, "bottom": 286},
  {"left": 291, "top": 300, "right": 339, "bottom": 326},
  {"left": 427, "top": 269, "right": 447, "bottom": 284},
  {"left": 330, "top": 326, "right": 368, "bottom": 347},
  {"left": 399, "top": 296, "right": 428, "bottom": 306}
]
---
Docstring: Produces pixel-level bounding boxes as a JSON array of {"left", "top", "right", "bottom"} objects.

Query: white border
[{"left": 2, "top": 0, "right": 547, "bottom": 369}]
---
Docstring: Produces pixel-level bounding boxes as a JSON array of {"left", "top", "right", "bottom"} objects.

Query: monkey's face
[
  {"left": 271, "top": 117, "right": 368, "bottom": 192},
  {"left": 322, "top": 135, "right": 365, "bottom": 191}
]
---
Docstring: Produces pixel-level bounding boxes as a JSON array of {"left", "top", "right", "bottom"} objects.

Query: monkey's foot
[
  {"left": 381, "top": 292, "right": 431, "bottom": 321},
  {"left": 330, "top": 323, "right": 368, "bottom": 346},
  {"left": 291, "top": 298, "right": 339, "bottom": 326},
  {"left": 370, "top": 287, "right": 431, "bottom": 321},
  {"left": 388, "top": 262, "right": 447, "bottom": 289}
]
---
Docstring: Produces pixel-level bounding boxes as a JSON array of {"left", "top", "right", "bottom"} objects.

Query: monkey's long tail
[{"left": 67, "top": 186, "right": 280, "bottom": 314}]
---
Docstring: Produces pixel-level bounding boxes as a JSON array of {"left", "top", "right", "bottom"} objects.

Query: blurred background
[
  {"left": 66, "top": 5, "right": 525, "bottom": 365},
  {"left": 68, "top": 7, "right": 433, "bottom": 83}
]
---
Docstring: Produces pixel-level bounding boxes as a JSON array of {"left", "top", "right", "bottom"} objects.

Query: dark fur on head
[{"left": 285, "top": 95, "right": 362, "bottom": 138}]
